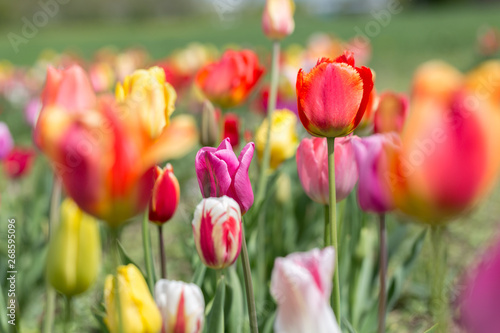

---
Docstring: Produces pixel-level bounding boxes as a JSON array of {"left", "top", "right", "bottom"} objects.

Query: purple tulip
[
  {"left": 0, "top": 122, "right": 14, "bottom": 160},
  {"left": 195, "top": 138, "right": 255, "bottom": 214},
  {"left": 352, "top": 133, "right": 401, "bottom": 213},
  {"left": 459, "top": 236, "right": 500, "bottom": 333}
]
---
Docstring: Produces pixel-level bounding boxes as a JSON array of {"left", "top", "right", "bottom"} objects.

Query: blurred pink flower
[
  {"left": 3, "top": 147, "right": 35, "bottom": 179},
  {"left": 0, "top": 122, "right": 14, "bottom": 160},
  {"left": 24, "top": 98, "right": 41, "bottom": 128},
  {"left": 270, "top": 247, "right": 341, "bottom": 333},
  {"left": 373, "top": 92, "right": 408, "bottom": 134},
  {"left": 296, "top": 136, "right": 358, "bottom": 205},
  {"left": 195, "top": 138, "right": 255, "bottom": 214}
]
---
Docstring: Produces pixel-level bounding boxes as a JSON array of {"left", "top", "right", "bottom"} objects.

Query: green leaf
[
  {"left": 225, "top": 267, "right": 244, "bottom": 333},
  {"left": 424, "top": 323, "right": 438, "bottom": 333},
  {"left": 192, "top": 262, "right": 207, "bottom": 287},
  {"left": 262, "top": 310, "right": 276, "bottom": 333},
  {"left": 342, "top": 316, "right": 358, "bottom": 333},
  {"left": 0, "top": 280, "right": 8, "bottom": 332},
  {"left": 205, "top": 276, "right": 226, "bottom": 333},
  {"left": 91, "top": 302, "right": 110, "bottom": 333},
  {"left": 116, "top": 241, "right": 147, "bottom": 278}
]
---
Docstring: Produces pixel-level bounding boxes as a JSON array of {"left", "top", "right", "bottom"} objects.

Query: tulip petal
[{"left": 231, "top": 142, "right": 255, "bottom": 214}]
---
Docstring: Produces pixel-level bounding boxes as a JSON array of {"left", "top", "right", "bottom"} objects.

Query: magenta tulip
[
  {"left": 296, "top": 136, "right": 358, "bottom": 205},
  {"left": 195, "top": 138, "right": 255, "bottom": 214},
  {"left": 0, "top": 122, "right": 14, "bottom": 160}
]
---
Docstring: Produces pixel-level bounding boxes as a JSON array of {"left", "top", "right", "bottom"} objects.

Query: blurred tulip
[
  {"left": 196, "top": 138, "right": 255, "bottom": 214},
  {"left": 373, "top": 92, "right": 408, "bottom": 134},
  {"left": 222, "top": 113, "right": 240, "bottom": 148},
  {"left": 459, "top": 236, "right": 500, "bottom": 333},
  {"left": 296, "top": 136, "right": 358, "bottom": 204},
  {"left": 296, "top": 51, "right": 374, "bottom": 137},
  {"left": 3, "top": 147, "right": 35, "bottom": 179},
  {"left": 357, "top": 87, "right": 379, "bottom": 131},
  {"left": 256, "top": 109, "right": 298, "bottom": 170},
  {"left": 477, "top": 26, "right": 500, "bottom": 57},
  {"left": 262, "top": 0, "right": 295, "bottom": 41},
  {"left": 192, "top": 196, "right": 242, "bottom": 270},
  {"left": 352, "top": 133, "right": 400, "bottom": 213},
  {"left": 155, "top": 279, "right": 205, "bottom": 333},
  {"left": 116, "top": 66, "right": 177, "bottom": 139},
  {"left": 46, "top": 198, "right": 101, "bottom": 297},
  {"left": 270, "top": 247, "right": 340, "bottom": 333},
  {"left": 195, "top": 49, "right": 265, "bottom": 108},
  {"left": 89, "top": 61, "right": 115, "bottom": 93},
  {"left": 149, "top": 163, "right": 180, "bottom": 224},
  {"left": 24, "top": 98, "right": 42, "bottom": 128},
  {"left": 200, "top": 100, "right": 219, "bottom": 147},
  {"left": 105, "top": 264, "right": 162, "bottom": 333},
  {"left": 411, "top": 60, "right": 463, "bottom": 104},
  {"left": 0, "top": 121, "right": 13, "bottom": 159}
]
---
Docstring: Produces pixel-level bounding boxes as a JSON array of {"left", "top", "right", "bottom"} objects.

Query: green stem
[
  {"left": 64, "top": 297, "right": 72, "bottom": 332},
  {"left": 327, "top": 137, "right": 341, "bottom": 321},
  {"left": 158, "top": 225, "right": 167, "bottom": 279},
  {"left": 377, "top": 214, "right": 387, "bottom": 333},
  {"left": 430, "top": 225, "right": 448, "bottom": 333},
  {"left": 324, "top": 205, "right": 330, "bottom": 246},
  {"left": 142, "top": 211, "right": 156, "bottom": 292},
  {"left": 111, "top": 228, "right": 124, "bottom": 333},
  {"left": 240, "top": 221, "right": 259, "bottom": 333}
]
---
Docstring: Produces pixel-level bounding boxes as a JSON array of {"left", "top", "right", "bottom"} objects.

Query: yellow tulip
[
  {"left": 46, "top": 198, "right": 101, "bottom": 297},
  {"left": 256, "top": 109, "right": 299, "bottom": 170},
  {"left": 104, "top": 264, "right": 162, "bottom": 333},
  {"left": 116, "top": 66, "right": 177, "bottom": 139}
]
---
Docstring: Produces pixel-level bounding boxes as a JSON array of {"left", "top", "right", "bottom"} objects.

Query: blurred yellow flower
[
  {"left": 46, "top": 198, "right": 101, "bottom": 297},
  {"left": 116, "top": 66, "right": 177, "bottom": 139},
  {"left": 256, "top": 109, "right": 298, "bottom": 170},
  {"left": 104, "top": 264, "right": 162, "bottom": 333}
]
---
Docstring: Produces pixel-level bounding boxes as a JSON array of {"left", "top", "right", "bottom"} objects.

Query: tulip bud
[
  {"left": 104, "top": 264, "right": 162, "bottom": 333},
  {"left": 116, "top": 66, "right": 177, "bottom": 139},
  {"left": 200, "top": 100, "right": 219, "bottom": 147},
  {"left": 155, "top": 279, "right": 205, "bottom": 333},
  {"left": 373, "top": 92, "right": 408, "bottom": 134},
  {"left": 256, "top": 109, "right": 298, "bottom": 170},
  {"left": 222, "top": 113, "right": 240, "bottom": 148},
  {"left": 46, "top": 198, "right": 101, "bottom": 297},
  {"left": 192, "top": 196, "right": 242, "bottom": 270},
  {"left": 0, "top": 122, "right": 14, "bottom": 160},
  {"left": 262, "top": 0, "right": 295, "bottom": 41},
  {"left": 149, "top": 163, "right": 180, "bottom": 224}
]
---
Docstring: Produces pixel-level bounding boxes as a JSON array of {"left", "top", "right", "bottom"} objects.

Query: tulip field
[{"left": 1, "top": 2, "right": 500, "bottom": 333}]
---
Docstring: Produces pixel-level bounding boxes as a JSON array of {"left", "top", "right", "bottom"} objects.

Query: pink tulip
[
  {"left": 296, "top": 136, "right": 358, "bottom": 205},
  {"left": 192, "top": 196, "right": 242, "bottom": 270},
  {"left": 270, "top": 247, "right": 341, "bottom": 333},
  {"left": 196, "top": 138, "right": 255, "bottom": 214},
  {"left": 352, "top": 133, "right": 401, "bottom": 213},
  {"left": 373, "top": 92, "right": 409, "bottom": 134},
  {"left": 459, "top": 236, "right": 500, "bottom": 332},
  {"left": 0, "top": 122, "right": 14, "bottom": 160},
  {"left": 262, "top": 0, "right": 295, "bottom": 41}
]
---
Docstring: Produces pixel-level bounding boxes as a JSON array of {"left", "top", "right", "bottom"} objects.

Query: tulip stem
[
  {"left": 240, "top": 221, "right": 259, "bottom": 333},
  {"left": 142, "top": 211, "right": 156, "bottom": 293},
  {"left": 64, "top": 296, "right": 72, "bottom": 332},
  {"left": 327, "top": 137, "right": 341, "bottom": 322},
  {"left": 377, "top": 214, "right": 387, "bottom": 333},
  {"left": 430, "top": 225, "right": 449, "bottom": 333},
  {"left": 111, "top": 228, "right": 125, "bottom": 333},
  {"left": 158, "top": 225, "right": 167, "bottom": 279},
  {"left": 324, "top": 205, "right": 330, "bottom": 246}
]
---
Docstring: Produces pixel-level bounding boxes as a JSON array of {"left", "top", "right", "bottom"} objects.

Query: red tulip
[
  {"left": 3, "top": 147, "right": 35, "bottom": 179},
  {"left": 296, "top": 51, "right": 374, "bottom": 137},
  {"left": 149, "top": 164, "right": 180, "bottom": 224},
  {"left": 373, "top": 92, "right": 408, "bottom": 134},
  {"left": 195, "top": 50, "right": 265, "bottom": 108},
  {"left": 222, "top": 113, "right": 240, "bottom": 148}
]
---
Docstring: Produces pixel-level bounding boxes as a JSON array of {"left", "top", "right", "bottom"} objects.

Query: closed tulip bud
[
  {"left": 271, "top": 247, "right": 340, "bottom": 333},
  {"left": 296, "top": 51, "right": 374, "bottom": 138},
  {"left": 262, "top": 0, "right": 295, "bottom": 41},
  {"left": 155, "top": 279, "right": 205, "bottom": 333},
  {"left": 192, "top": 196, "right": 242, "bottom": 270},
  {"left": 149, "top": 163, "right": 180, "bottom": 224},
  {"left": 0, "top": 122, "right": 14, "bottom": 160},
  {"left": 105, "top": 264, "right": 162, "bottom": 333},
  {"left": 196, "top": 139, "right": 255, "bottom": 214},
  {"left": 222, "top": 113, "right": 240, "bottom": 148},
  {"left": 116, "top": 66, "right": 177, "bottom": 139},
  {"left": 296, "top": 136, "right": 358, "bottom": 205},
  {"left": 256, "top": 109, "right": 298, "bottom": 170},
  {"left": 373, "top": 92, "right": 408, "bottom": 134},
  {"left": 46, "top": 198, "right": 101, "bottom": 297},
  {"left": 200, "top": 100, "right": 219, "bottom": 147}
]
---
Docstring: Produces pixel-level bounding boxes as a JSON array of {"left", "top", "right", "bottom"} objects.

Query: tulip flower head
[
  {"left": 199, "top": 100, "right": 219, "bottom": 147},
  {"left": 196, "top": 138, "right": 255, "bottom": 214},
  {"left": 104, "top": 264, "right": 162, "bottom": 333},
  {"left": 46, "top": 198, "right": 101, "bottom": 297},
  {"left": 192, "top": 196, "right": 242, "bottom": 270},
  {"left": 149, "top": 163, "right": 180, "bottom": 224},
  {"left": 3, "top": 147, "right": 35, "bottom": 179},
  {"left": 296, "top": 136, "right": 358, "bottom": 204},
  {"left": 262, "top": 0, "right": 295, "bottom": 41},
  {"left": 256, "top": 109, "right": 299, "bottom": 170},
  {"left": 0, "top": 122, "right": 14, "bottom": 160},
  {"left": 195, "top": 49, "right": 265, "bottom": 108},
  {"left": 271, "top": 247, "right": 341, "bottom": 333},
  {"left": 155, "top": 279, "right": 205, "bottom": 333},
  {"left": 296, "top": 51, "right": 374, "bottom": 138},
  {"left": 222, "top": 113, "right": 240, "bottom": 148},
  {"left": 373, "top": 92, "right": 409, "bottom": 134}
]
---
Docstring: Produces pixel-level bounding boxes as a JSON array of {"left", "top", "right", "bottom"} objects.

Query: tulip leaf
[
  {"left": 0, "top": 280, "right": 8, "bottom": 332},
  {"left": 205, "top": 275, "right": 226, "bottom": 333},
  {"left": 226, "top": 267, "right": 244, "bottom": 333},
  {"left": 116, "top": 241, "right": 147, "bottom": 278},
  {"left": 192, "top": 262, "right": 207, "bottom": 287},
  {"left": 424, "top": 324, "right": 438, "bottom": 333},
  {"left": 262, "top": 310, "right": 276, "bottom": 333},
  {"left": 342, "top": 317, "right": 358, "bottom": 333},
  {"left": 91, "top": 302, "right": 110, "bottom": 333}
]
